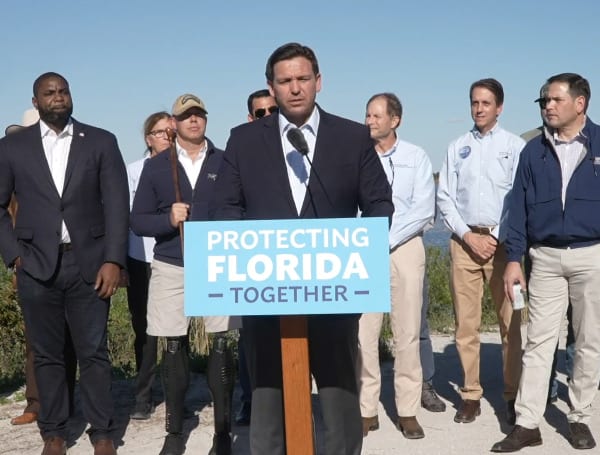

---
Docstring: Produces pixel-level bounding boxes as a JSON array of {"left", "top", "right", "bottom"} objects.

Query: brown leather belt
[
  {"left": 59, "top": 243, "right": 73, "bottom": 252},
  {"left": 468, "top": 225, "right": 496, "bottom": 236}
]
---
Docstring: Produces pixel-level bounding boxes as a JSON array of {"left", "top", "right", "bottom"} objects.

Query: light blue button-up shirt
[
  {"left": 437, "top": 123, "right": 525, "bottom": 241},
  {"left": 380, "top": 138, "right": 435, "bottom": 249}
]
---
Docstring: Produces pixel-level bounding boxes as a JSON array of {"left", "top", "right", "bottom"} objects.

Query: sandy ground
[{"left": 1, "top": 330, "right": 598, "bottom": 454}]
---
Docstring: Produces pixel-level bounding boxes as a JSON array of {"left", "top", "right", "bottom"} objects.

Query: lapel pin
[{"left": 208, "top": 173, "right": 217, "bottom": 181}]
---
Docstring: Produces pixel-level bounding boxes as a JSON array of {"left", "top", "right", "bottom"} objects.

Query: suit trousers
[
  {"left": 17, "top": 249, "right": 114, "bottom": 442},
  {"left": 450, "top": 236, "right": 522, "bottom": 401},
  {"left": 243, "top": 314, "right": 362, "bottom": 455},
  {"left": 126, "top": 256, "right": 158, "bottom": 407},
  {"left": 358, "top": 236, "right": 424, "bottom": 418},
  {"left": 22, "top": 324, "right": 77, "bottom": 415},
  {"left": 516, "top": 243, "right": 600, "bottom": 428}
]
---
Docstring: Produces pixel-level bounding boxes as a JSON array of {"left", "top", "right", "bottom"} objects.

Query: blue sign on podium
[{"left": 184, "top": 217, "right": 390, "bottom": 316}]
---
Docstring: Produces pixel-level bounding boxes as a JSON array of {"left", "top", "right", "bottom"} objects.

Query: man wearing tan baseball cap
[{"left": 131, "top": 93, "right": 240, "bottom": 455}]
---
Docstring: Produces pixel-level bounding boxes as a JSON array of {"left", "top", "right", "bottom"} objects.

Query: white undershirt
[{"left": 40, "top": 119, "right": 73, "bottom": 243}]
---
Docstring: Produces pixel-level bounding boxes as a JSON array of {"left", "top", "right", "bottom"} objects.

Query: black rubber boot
[
  {"left": 159, "top": 336, "right": 189, "bottom": 455},
  {"left": 207, "top": 333, "right": 234, "bottom": 455}
]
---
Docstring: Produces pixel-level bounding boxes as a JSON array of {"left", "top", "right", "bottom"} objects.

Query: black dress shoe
[
  {"left": 454, "top": 399, "right": 480, "bottom": 423},
  {"left": 569, "top": 422, "right": 597, "bottom": 450},
  {"left": 421, "top": 382, "right": 446, "bottom": 412},
  {"left": 159, "top": 433, "right": 185, "bottom": 455},
  {"left": 506, "top": 399, "right": 516, "bottom": 426},
  {"left": 491, "top": 425, "right": 542, "bottom": 452},
  {"left": 235, "top": 401, "right": 251, "bottom": 426},
  {"left": 208, "top": 432, "right": 232, "bottom": 455}
]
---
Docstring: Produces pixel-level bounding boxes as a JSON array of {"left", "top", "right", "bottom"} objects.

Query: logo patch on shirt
[
  {"left": 207, "top": 173, "right": 217, "bottom": 181},
  {"left": 594, "top": 157, "right": 600, "bottom": 166},
  {"left": 458, "top": 146, "right": 471, "bottom": 159}
]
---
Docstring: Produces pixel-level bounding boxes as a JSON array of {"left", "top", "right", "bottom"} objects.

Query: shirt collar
[
  {"left": 471, "top": 121, "right": 500, "bottom": 139},
  {"left": 549, "top": 118, "right": 588, "bottom": 146},
  {"left": 176, "top": 138, "right": 207, "bottom": 158},
  {"left": 278, "top": 105, "right": 320, "bottom": 138},
  {"left": 378, "top": 137, "right": 399, "bottom": 158},
  {"left": 39, "top": 118, "right": 73, "bottom": 138}
]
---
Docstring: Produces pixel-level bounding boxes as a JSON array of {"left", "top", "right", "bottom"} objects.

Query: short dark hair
[
  {"left": 366, "top": 93, "right": 403, "bottom": 121},
  {"left": 265, "top": 42, "right": 319, "bottom": 82},
  {"left": 470, "top": 78, "right": 504, "bottom": 106},
  {"left": 247, "top": 89, "right": 271, "bottom": 115},
  {"left": 547, "top": 72, "right": 591, "bottom": 112},
  {"left": 33, "top": 72, "right": 69, "bottom": 97}
]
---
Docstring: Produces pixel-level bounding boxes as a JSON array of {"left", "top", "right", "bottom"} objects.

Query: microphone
[
  {"left": 287, "top": 127, "right": 310, "bottom": 156},
  {"left": 286, "top": 128, "right": 333, "bottom": 215}
]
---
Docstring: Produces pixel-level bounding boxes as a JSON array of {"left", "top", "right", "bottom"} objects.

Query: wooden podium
[{"left": 280, "top": 315, "right": 315, "bottom": 455}]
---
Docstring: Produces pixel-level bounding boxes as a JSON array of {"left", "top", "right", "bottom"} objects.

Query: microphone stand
[{"left": 281, "top": 129, "right": 317, "bottom": 455}]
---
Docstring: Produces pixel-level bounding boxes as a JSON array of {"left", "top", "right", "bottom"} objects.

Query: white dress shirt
[
  {"left": 278, "top": 107, "right": 320, "bottom": 214},
  {"left": 176, "top": 139, "right": 207, "bottom": 189},
  {"left": 40, "top": 119, "right": 73, "bottom": 243},
  {"left": 127, "top": 154, "right": 156, "bottom": 262},
  {"left": 552, "top": 131, "right": 587, "bottom": 207},
  {"left": 437, "top": 123, "right": 525, "bottom": 241},
  {"left": 380, "top": 138, "right": 435, "bottom": 249}
]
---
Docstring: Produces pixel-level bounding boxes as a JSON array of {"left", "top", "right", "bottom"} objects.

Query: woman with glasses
[{"left": 127, "top": 111, "right": 172, "bottom": 421}]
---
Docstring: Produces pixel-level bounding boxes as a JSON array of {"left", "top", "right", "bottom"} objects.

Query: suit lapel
[
  {"left": 299, "top": 108, "right": 333, "bottom": 217},
  {"left": 262, "top": 116, "right": 298, "bottom": 215},
  {"left": 25, "top": 124, "right": 61, "bottom": 199},
  {"left": 63, "top": 119, "right": 84, "bottom": 193}
]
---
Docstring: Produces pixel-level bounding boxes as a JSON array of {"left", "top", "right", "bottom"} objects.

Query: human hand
[
  {"left": 170, "top": 202, "right": 190, "bottom": 228},
  {"left": 503, "top": 261, "right": 526, "bottom": 303},
  {"left": 94, "top": 262, "right": 121, "bottom": 299},
  {"left": 463, "top": 232, "right": 497, "bottom": 261}
]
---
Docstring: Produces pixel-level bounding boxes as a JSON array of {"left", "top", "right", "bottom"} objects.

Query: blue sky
[{"left": 3, "top": 0, "right": 600, "bottom": 169}]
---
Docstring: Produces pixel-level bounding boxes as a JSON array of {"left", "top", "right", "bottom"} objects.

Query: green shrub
[{"left": 0, "top": 267, "right": 25, "bottom": 390}]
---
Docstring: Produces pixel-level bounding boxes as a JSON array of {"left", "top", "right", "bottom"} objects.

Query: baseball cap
[{"left": 172, "top": 94, "right": 207, "bottom": 116}]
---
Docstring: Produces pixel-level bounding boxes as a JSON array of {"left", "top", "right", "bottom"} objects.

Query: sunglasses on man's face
[{"left": 254, "top": 106, "right": 278, "bottom": 119}]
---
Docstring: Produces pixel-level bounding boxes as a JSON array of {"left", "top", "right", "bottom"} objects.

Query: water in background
[{"left": 423, "top": 216, "right": 450, "bottom": 249}]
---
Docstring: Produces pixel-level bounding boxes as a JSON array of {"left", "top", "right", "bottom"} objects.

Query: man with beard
[{"left": 0, "top": 72, "right": 129, "bottom": 455}]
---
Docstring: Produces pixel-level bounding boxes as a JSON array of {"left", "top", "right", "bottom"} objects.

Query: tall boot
[
  {"left": 131, "top": 334, "right": 158, "bottom": 419},
  {"left": 207, "top": 333, "right": 234, "bottom": 455},
  {"left": 159, "top": 336, "right": 189, "bottom": 455}
]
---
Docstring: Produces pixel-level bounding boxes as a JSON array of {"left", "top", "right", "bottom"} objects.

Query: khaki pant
[
  {"left": 450, "top": 236, "right": 522, "bottom": 401},
  {"left": 516, "top": 244, "right": 600, "bottom": 428},
  {"left": 358, "top": 236, "right": 424, "bottom": 417}
]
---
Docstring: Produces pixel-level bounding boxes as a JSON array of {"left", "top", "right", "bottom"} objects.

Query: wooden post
[{"left": 280, "top": 315, "right": 315, "bottom": 455}]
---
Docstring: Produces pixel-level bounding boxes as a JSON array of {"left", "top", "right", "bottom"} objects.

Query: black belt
[
  {"left": 468, "top": 225, "right": 496, "bottom": 236},
  {"left": 59, "top": 243, "right": 73, "bottom": 252}
]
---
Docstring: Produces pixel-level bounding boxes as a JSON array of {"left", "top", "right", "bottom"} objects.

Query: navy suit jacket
[
  {"left": 210, "top": 107, "right": 393, "bottom": 222},
  {"left": 0, "top": 119, "right": 129, "bottom": 283},
  {"left": 130, "top": 138, "right": 223, "bottom": 267}
]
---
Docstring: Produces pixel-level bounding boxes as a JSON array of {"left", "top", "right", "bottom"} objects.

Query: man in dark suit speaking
[
  {"left": 0, "top": 72, "right": 129, "bottom": 455},
  {"left": 210, "top": 43, "right": 393, "bottom": 455}
]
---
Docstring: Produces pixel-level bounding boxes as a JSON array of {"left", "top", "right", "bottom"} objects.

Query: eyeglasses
[
  {"left": 254, "top": 106, "right": 278, "bottom": 119},
  {"left": 148, "top": 129, "right": 168, "bottom": 138}
]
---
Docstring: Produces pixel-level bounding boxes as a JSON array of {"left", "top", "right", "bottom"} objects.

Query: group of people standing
[{"left": 1, "top": 40, "right": 600, "bottom": 455}]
